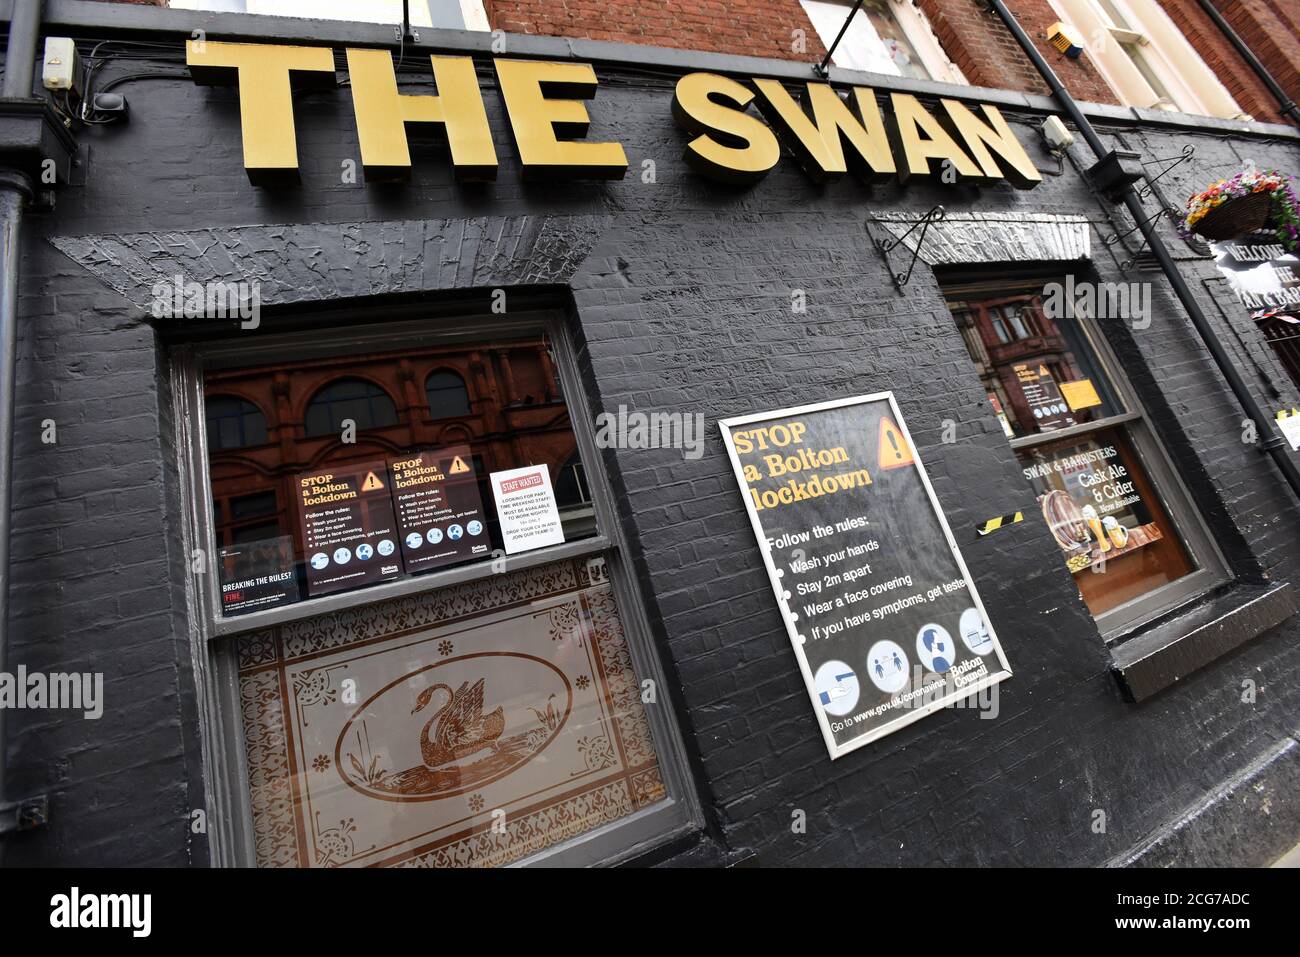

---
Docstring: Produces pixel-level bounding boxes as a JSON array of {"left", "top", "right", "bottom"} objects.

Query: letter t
[{"left": 187, "top": 41, "right": 336, "bottom": 185}]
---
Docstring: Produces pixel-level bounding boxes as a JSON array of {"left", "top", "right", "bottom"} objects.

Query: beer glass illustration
[
  {"left": 1081, "top": 504, "right": 1110, "bottom": 553},
  {"left": 1103, "top": 516, "right": 1128, "bottom": 549}
]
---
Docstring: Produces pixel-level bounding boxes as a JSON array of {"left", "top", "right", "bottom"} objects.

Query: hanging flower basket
[
  {"left": 1180, "top": 167, "right": 1300, "bottom": 252},
  {"left": 1191, "top": 190, "right": 1272, "bottom": 240}
]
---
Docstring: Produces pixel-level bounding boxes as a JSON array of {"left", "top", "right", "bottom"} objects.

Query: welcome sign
[{"left": 186, "top": 40, "right": 1043, "bottom": 189}]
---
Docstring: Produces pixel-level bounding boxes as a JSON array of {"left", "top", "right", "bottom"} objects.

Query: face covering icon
[{"left": 921, "top": 628, "right": 951, "bottom": 673}]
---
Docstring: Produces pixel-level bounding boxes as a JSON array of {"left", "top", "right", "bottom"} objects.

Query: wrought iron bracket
[
  {"left": 1136, "top": 144, "right": 1194, "bottom": 200},
  {"left": 1103, "top": 206, "right": 1168, "bottom": 272},
  {"left": 814, "top": 0, "right": 865, "bottom": 76},
  {"left": 869, "top": 205, "right": 945, "bottom": 291},
  {"left": 0, "top": 795, "right": 49, "bottom": 837}
]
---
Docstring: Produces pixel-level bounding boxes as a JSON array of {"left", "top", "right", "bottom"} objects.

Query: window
[
  {"left": 425, "top": 369, "right": 471, "bottom": 420},
  {"left": 304, "top": 378, "right": 399, "bottom": 437},
  {"left": 167, "top": 0, "right": 491, "bottom": 31},
  {"left": 942, "top": 274, "right": 1225, "bottom": 634},
  {"left": 205, "top": 339, "right": 598, "bottom": 613},
  {"left": 205, "top": 395, "right": 268, "bottom": 451},
  {"left": 1050, "top": 0, "right": 1247, "bottom": 118},
  {"left": 180, "top": 313, "right": 694, "bottom": 867},
  {"left": 801, "top": 0, "right": 966, "bottom": 85}
]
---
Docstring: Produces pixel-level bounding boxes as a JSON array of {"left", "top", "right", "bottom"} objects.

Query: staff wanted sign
[{"left": 490, "top": 464, "right": 565, "bottom": 555}]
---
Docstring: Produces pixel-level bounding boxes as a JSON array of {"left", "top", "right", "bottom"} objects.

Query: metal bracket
[
  {"left": 870, "top": 205, "right": 945, "bottom": 291},
  {"left": 1136, "top": 144, "right": 1194, "bottom": 200},
  {"left": 395, "top": 0, "right": 420, "bottom": 43},
  {"left": 814, "top": 0, "right": 865, "bottom": 77},
  {"left": 0, "top": 795, "right": 49, "bottom": 837},
  {"left": 1103, "top": 206, "right": 1168, "bottom": 272}
]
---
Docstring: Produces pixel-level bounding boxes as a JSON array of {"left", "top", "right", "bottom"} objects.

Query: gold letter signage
[
  {"left": 346, "top": 49, "right": 497, "bottom": 182},
  {"left": 186, "top": 40, "right": 336, "bottom": 185},
  {"left": 185, "top": 39, "right": 1042, "bottom": 190}
]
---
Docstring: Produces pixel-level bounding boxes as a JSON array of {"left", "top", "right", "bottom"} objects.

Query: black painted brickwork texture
[{"left": 4, "top": 64, "right": 1300, "bottom": 866}]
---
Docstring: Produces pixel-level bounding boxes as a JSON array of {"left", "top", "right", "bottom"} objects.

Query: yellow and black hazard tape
[{"left": 977, "top": 512, "right": 1024, "bottom": 536}]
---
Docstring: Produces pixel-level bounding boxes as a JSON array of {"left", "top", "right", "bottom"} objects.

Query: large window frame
[
  {"left": 168, "top": 0, "right": 491, "bottom": 32},
  {"left": 1049, "top": 0, "right": 1246, "bottom": 119},
  {"left": 801, "top": 0, "right": 967, "bottom": 85},
  {"left": 171, "top": 306, "right": 700, "bottom": 868},
  {"left": 941, "top": 272, "right": 1229, "bottom": 639}
]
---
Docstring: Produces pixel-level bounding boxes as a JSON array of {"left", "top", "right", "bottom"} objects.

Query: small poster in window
[
  {"left": 296, "top": 459, "right": 404, "bottom": 596},
  {"left": 987, "top": 393, "right": 1014, "bottom": 437},
  {"left": 387, "top": 445, "right": 490, "bottom": 573},
  {"left": 1029, "top": 440, "right": 1164, "bottom": 574},
  {"left": 1013, "top": 362, "right": 1074, "bottom": 430},
  {"left": 491, "top": 464, "right": 565, "bottom": 555},
  {"left": 1277, "top": 408, "right": 1300, "bottom": 452},
  {"left": 1060, "top": 378, "right": 1102, "bottom": 412},
  {"left": 218, "top": 535, "right": 300, "bottom": 616}
]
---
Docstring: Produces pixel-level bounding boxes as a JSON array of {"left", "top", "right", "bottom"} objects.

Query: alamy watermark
[
  {"left": 593, "top": 405, "right": 706, "bottom": 460},
  {"left": 0, "top": 666, "right": 103, "bottom": 719},
  {"left": 824, "top": 670, "right": 1000, "bottom": 736},
  {"left": 50, "top": 887, "right": 150, "bottom": 937},
  {"left": 150, "top": 274, "right": 261, "bottom": 329},
  {"left": 1043, "top": 274, "right": 1150, "bottom": 329}
]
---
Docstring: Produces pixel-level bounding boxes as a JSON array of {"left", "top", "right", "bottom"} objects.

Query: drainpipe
[
  {"left": 0, "top": 0, "right": 44, "bottom": 863},
  {"left": 1194, "top": 0, "right": 1300, "bottom": 126},
  {"left": 985, "top": 0, "right": 1300, "bottom": 504}
]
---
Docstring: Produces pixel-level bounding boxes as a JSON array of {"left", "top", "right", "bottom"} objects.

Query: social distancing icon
[
  {"left": 361, "top": 471, "right": 385, "bottom": 491},
  {"left": 449, "top": 455, "right": 470, "bottom": 474},
  {"left": 877, "top": 416, "right": 914, "bottom": 471}
]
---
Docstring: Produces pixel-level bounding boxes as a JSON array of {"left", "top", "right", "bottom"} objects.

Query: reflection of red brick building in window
[
  {"left": 204, "top": 339, "right": 585, "bottom": 553},
  {"left": 949, "top": 292, "right": 1084, "bottom": 429}
]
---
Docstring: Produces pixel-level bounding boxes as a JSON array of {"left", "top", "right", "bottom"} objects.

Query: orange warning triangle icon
[
  {"left": 361, "top": 471, "right": 385, "bottom": 491},
  {"left": 1038, "top": 364, "right": 1051, "bottom": 377},
  {"left": 449, "top": 455, "right": 470, "bottom": 474},
  {"left": 877, "top": 416, "right": 914, "bottom": 471}
]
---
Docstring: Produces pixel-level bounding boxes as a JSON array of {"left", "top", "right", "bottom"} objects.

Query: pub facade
[{"left": 0, "top": 0, "right": 1299, "bottom": 868}]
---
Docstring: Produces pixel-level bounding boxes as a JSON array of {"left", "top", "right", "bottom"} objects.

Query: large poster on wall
[{"left": 720, "top": 393, "right": 1012, "bottom": 759}]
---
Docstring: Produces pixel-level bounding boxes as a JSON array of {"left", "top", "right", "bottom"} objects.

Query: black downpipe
[
  {"left": 0, "top": 0, "right": 43, "bottom": 862},
  {"left": 985, "top": 0, "right": 1300, "bottom": 503},
  {"left": 2, "top": 0, "right": 42, "bottom": 97},
  {"left": 1194, "top": 0, "right": 1300, "bottom": 126}
]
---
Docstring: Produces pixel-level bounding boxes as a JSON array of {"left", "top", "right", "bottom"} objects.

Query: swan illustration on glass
[
  {"left": 336, "top": 659, "right": 574, "bottom": 802},
  {"left": 412, "top": 680, "right": 506, "bottom": 768}
]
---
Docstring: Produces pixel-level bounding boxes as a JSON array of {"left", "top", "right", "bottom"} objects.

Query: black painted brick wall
[{"left": 4, "top": 50, "right": 1300, "bottom": 866}]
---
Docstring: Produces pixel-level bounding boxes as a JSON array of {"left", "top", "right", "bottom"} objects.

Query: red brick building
[
  {"left": 480, "top": 0, "right": 1299, "bottom": 125},
  {"left": 123, "top": 1, "right": 1299, "bottom": 123}
]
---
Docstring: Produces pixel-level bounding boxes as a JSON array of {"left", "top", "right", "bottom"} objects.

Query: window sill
[
  {"left": 1109, "top": 580, "right": 1299, "bottom": 702},
  {"left": 208, "top": 534, "right": 610, "bottom": 639}
]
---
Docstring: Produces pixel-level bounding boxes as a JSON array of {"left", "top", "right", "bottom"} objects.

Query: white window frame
[
  {"left": 801, "top": 0, "right": 967, "bottom": 85},
  {"left": 169, "top": 0, "right": 491, "bottom": 32},
  {"left": 1050, "top": 0, "right": 1247, "bottom": 118}
]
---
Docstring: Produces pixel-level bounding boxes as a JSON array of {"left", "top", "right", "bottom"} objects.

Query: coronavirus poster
[{"left": 720, "top": 392, "right": 1012, "bottom": 758}]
